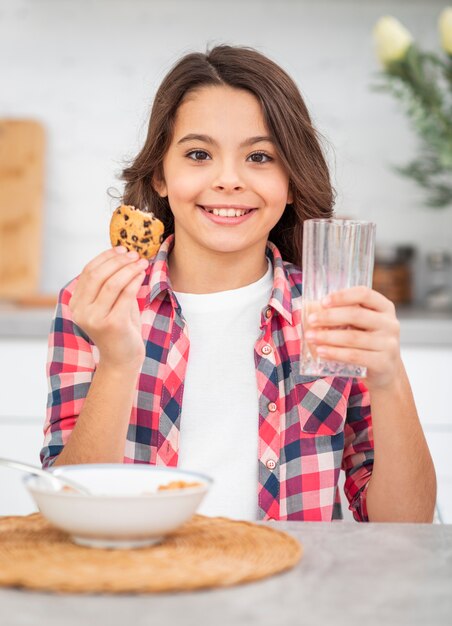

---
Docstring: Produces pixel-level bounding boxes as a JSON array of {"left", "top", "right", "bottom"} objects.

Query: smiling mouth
[{"left": 199, "top": 206, "right": 256, "bottom": 217}]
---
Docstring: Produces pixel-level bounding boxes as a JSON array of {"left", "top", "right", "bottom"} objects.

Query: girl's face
[{"left": 154, "top": 85, "right": 293, "bottom": 256}]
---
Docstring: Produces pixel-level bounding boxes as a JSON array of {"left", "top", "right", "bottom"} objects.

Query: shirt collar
[{"left": 140, "top": 233, "right": 293, "bottom": 325}]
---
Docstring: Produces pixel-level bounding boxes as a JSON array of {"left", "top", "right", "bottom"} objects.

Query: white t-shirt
[{"left": 174, "top": 258, "right": 273, "bottom": 520}]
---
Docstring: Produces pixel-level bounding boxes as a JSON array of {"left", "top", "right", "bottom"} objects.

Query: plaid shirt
[{"left": 42, "top": 234, "right": 374, "bottom": 521}]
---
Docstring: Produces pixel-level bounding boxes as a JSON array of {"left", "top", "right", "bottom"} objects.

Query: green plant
[{"left": 372, "top": 10, "right": 452, "bottom": 208}]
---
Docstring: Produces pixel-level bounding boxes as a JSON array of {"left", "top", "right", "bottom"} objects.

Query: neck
[{"left": 168, "top": 231, "right": 269, "bottom": 294}]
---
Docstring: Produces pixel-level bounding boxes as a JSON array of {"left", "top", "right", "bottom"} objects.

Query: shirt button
[
  {"left": 265, "top": 308, "right": 272, "bottom": 319},
  {"left": 266, "top": 459, "right": 277, "bottom": 470},
  {"left": 268, "top": 402, "right": 277, "bottom": 412},
  {"left": 261, "top": 344, "right": 272, "bottom": 355}
]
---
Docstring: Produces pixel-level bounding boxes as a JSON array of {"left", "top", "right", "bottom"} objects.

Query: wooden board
[{"left": 0, "top": 119, "right": 45, "bottom": 298}]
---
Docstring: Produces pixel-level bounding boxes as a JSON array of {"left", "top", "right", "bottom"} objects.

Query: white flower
[
  {"left": 438, "top": 7, "right": 452, "bottom": 55},
  {"left": 373, "top": 16, "right": 413, "bottom": 67}
]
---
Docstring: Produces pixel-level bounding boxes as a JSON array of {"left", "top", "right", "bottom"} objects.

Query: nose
[{"left": 211, "top": 159, "right": 244, "bottom": 192}]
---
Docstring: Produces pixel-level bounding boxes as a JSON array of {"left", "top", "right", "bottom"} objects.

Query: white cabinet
[
  {"left": 0, "top": 338, "right": 48, "bottom": 516},
  {"left": 401, "top": 347, "right": 452, "bottom": 523},
  {"left": 0, "top": 338, "right": 49, "bottom": 418},
  {"left": 0, "top": 421, "right": 42, "bottom": 515},
  {"left": 401, "top": 347, "right": 452, "bottom": 426}
]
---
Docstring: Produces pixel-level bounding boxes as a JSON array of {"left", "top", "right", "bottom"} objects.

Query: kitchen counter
[
  {"left": 396, "top": 306, "right": 452, "bottom": 346},
  {"left": 1, "top": 304, "right": 452, "bottom": 345},
  {"left": 0, "top": 306, "right": 55, "bottom": 338},
  {"left": 0, "top": 520, "right": 450, "bottom": 625}
]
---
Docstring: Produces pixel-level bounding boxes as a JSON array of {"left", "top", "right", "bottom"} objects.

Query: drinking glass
[{"left": 301, "top": 219, "right": 376, "bottom": 377}]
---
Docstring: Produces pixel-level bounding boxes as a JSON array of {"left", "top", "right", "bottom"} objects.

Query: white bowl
[{"left": 24, "top": 464, "right": 212, "bottom": 549}]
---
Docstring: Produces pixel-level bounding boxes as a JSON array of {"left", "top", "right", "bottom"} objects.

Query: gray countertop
[
  {"left": 0, "top": 307, "right": 55, "bottom": 339},
  {"left": 396, "top": 306, "right": 452, "bottom": 346},
  {"left": 0, "top": 520, "right": 451, "bottom": 626},
  {"left": 1, "top": 304, "right": 452, "bottom": 346}
]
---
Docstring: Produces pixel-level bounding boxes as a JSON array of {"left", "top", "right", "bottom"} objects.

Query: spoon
[{"left": 0, "top": 458, "right": 91, "bottom": 495}]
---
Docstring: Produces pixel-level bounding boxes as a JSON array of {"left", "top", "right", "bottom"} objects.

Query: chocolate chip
[
  {"left": 116, "top": 239, "right": 121, "bottom": 246},
  {"left": 143, "top": 230, "right": 151, "bottom": 235},
  {"left": 159, "top": 235, "right": 164, "bottom": 243},
  {"left": 116, "top": 208, "right": 121, "bottom": 214},
  {"left": 140, "top": 238, "right": 150, "bottom": 243},
  {"left": 143, "top": 220, "right": 151, "bottom": 227},
  {"left": 120, "top": 229, "right": 127, "bottom": 238},
  {"left": 124, "top": 214, "right": 129, "bottom": 221},
  {"left": 132, "top": 235, "right": 138, "bottom": 242}
]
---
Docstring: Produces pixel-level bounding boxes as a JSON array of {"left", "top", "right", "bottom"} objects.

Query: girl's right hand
[{"left": 69, "top": 246, "right": 149, "bottom": 370}]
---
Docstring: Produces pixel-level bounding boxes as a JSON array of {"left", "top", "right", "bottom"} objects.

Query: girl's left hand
[{"left": 305, "top": 286, "right": 402, "bottom": 391}]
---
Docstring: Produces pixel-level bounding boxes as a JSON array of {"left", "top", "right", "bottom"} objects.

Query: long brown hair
[{"left": 121, "top": 45, "right": 335, "bottom": 267}]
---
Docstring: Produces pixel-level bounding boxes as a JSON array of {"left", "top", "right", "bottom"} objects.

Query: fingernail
[
  {"left": 126, "top": 250, "right": 139, "bottom": 259},
  {"left": 137, "top": 259, "right": 149, "bottom": 269},
  {"left": 114, "top": 245, "right": 127, "bottom": 254},
  {"left": 322, "top": 296, "right": 332, "bottom": 306},
  {"left": 308, "top": 314, "right": 318, "bottom": 323}
]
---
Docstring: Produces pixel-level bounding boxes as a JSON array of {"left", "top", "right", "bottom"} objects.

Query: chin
[
  {"left": 207, "top": 242, "right": 249, "bottom": 255},
  {"left": 199, "top": 235, "right": 254, "bottom": 255}
]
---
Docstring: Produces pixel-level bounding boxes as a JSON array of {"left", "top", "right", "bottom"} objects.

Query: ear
[{"left": 152, "top": 174, "right": 168, "bottom": 198}]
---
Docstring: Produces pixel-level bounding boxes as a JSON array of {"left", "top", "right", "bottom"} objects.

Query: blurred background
[
  {"left": 0, "top": 0, "right": 451, "bottom": 301},
  {"left": 1, "top": 0, "right": 452, "bottom": 521}
]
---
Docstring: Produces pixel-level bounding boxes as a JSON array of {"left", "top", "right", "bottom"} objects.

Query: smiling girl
[{"left": 42, "top": 45, "right": 436, "bottom": 522}]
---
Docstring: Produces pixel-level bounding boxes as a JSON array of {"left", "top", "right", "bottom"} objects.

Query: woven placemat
[{"left": 0, "top": 513, "right": 302, "bottom": 594}]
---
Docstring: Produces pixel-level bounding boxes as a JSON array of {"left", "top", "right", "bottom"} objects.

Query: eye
[
  {"left": 248, "top": 151, "right": 273, "bottom": 163},
  {"left": 186, "top": 150, "right": 211, "bottom": 161}
]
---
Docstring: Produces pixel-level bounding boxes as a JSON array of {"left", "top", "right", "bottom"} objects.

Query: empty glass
[{"left": 301, "top": 219, "right": 376, "bottom": 377}]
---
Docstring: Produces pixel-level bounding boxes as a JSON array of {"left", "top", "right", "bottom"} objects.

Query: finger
[
  {"left": 306, "top": 305, "right": 385, "bottom": 332},
  {"left": 322, "top": 286, "right": 395, "bottom": 314},
  {"left": 71, "top": 248, "right": 125, "bottom": 309},
  {"left": 109, "top": 269, "right": 147, "bottom": 319},
  {"left": 74, "top": 250, "right": 144, "bottom": 306},
  {"left": 82, "top": 246, "right": 129, "bottom": 274},
  {"left": 305, "top": 327, "right": 381, "bottom": 352},
  {"left": 94, "top": 258, "right": 149, "bottom": 315},
  {"left": 316, "top": 344, "right": 379, "bottom": 369}
]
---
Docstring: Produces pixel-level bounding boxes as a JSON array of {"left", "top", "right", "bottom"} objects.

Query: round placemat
[{"left": 0, "top": 513, "right": 302, "bottom": 594}]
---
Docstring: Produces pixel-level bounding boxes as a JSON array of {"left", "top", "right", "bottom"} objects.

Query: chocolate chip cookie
[{"left": 109, "top": 205, "right": 165, "bottom": 259}]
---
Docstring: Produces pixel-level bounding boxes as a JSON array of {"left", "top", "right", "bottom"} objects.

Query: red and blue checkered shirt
[{"left": 42, "top": 233, "right": 374, "bottom": 521}]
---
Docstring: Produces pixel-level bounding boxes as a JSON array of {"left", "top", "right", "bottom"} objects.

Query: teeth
[{"left": 206, "top": 208, "right": 251, "bottom": 217}]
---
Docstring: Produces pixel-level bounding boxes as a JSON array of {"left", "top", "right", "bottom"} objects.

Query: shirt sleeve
[
  {"left": 40, "top": 277, "right": 97, "bottom": 468},
  {"left": 341, "top": 377, "right": 374, "bottom": 521}
]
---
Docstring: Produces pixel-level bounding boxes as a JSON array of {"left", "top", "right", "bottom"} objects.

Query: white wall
[{"left": 1, "top": 0, "right": 451, "bottom": 298}]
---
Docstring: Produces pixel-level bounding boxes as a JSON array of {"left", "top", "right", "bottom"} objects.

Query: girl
[{"left": 42, "top": 45, "right": 436, "bottom": 522}]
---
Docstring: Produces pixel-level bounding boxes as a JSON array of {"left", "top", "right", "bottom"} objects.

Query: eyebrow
[{"left": 176, "top": 133, "right": 274, "bottom": 148}]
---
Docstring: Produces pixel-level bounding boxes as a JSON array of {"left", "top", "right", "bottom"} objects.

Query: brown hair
[{"left": 121, "top": 44, "right": 335, "bottom": 267}]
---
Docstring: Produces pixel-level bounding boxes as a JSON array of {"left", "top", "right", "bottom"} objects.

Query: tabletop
[{"left": 0, "top": 520, "right": 451, "bottom": 626}]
